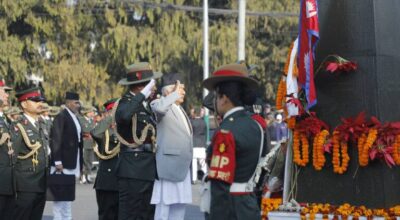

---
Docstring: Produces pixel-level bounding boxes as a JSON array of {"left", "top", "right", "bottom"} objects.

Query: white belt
[{"left": 229, "top": 182, "right": 253, "bottom": 193}]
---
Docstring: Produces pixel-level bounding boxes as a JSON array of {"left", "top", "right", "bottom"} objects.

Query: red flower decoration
[
  {"left": 296, "top": 112, "right": 329, "bottom": 138},
  {"left": 335, "top": 111, "right": 368, "bottom": 142},
  {"left": 324, "top": 55, "right": 357, "bottom": 73}
]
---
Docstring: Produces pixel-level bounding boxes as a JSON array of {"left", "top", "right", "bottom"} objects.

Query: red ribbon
[
  {"left": 18, "top": 92, "right": 41, "bottom": 102},
  {"left": 213, "top": 70, "right": 244, "bottom": 77}
]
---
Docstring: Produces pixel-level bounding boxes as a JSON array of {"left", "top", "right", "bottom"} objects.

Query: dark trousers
[
  {"left": 209, "top": 181, "right": 261, "bottom": 220},
  {"left": 83, "top": 149, "right": 94, "bottom": 175},
  {"left": 0, "top": 194, "right": 15, "bottom": 220},
  {"left": 96, "top": 190, "right": 119, "bottom": 220},
  {"left": 13, "top": 192, "right": 46, "bottom": 220},
  {"left": 118, "top": 177, "right": 155, "bottom": 220}
]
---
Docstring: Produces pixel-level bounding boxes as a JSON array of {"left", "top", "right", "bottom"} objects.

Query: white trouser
[
  {"left": 53, "top": 201, "right": 72, "bottom": 220},
  {"left": 192, "top": 147, "right": 207, "bottom": 181},
  {"left": 155, "top": 203, "right": 186, "bottom": 220}
]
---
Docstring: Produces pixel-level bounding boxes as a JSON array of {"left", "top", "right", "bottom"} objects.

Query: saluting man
[
  {"left": 0, "top": 77, "right": 14, "bottom": 220},
  {"left": 150, "top": 73, "right": 193, "bottom": 220},
  {"left": 13, "top": 87, "right": 49, "bottom": 220},
  {"left": 114, "top": 62, "right": 161, "bottom": 219},
  {"left": 91, "top": 98, "right": 120, "bottom": 220},
  {"left": 203, "top": 63, "right": 264, "bottom": 219}
]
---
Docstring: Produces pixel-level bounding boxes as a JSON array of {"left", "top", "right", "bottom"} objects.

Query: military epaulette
[
  {"left": 251, "top": 114, "right": 267, "bottom": 130},
  {"left": 208, "top": 130, "right": 236, "bottom": 184}
]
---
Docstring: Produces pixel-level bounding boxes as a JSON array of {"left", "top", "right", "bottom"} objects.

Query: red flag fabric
[{"left": 298, "top": 0, "right": 320, "bottom": 108}]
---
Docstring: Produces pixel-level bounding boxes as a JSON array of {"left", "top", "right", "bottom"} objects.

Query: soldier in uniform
[
  {"left": 0, "top": 77, "right": 14, "bottom": 220},
  {"left": 114, "top": 62, "right": 161, "bottom": 220},
  {"left": 202, "top": 63, "right": 264, "bottom": 220},
  {"left": 78, "top": 105, "right": 96, "bottom": 184},
  {"left": 13, "top": 87, "right": 49, "bottom": 220},
  {"left": 91, "top": 98, "right": 119, "bottom": 220},
  {"left": 40, "top": 102, "right": 53, "bottom": 133},
  {"left": 5, "top": 106, "right": 23, "bottom": 122}
]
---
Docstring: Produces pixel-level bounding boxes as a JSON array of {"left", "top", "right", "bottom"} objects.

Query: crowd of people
[{"left": 0, "top": 61, "right": 288, "bottom": 220}]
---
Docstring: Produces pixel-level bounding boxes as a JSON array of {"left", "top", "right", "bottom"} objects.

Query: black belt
[{"left": 120, "top": 144, "right": 153, "bottom": 153}]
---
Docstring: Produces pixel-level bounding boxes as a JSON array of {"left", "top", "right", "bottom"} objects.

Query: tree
[{"left": 0, "top": 0, "right": 299, "bottom": 106}]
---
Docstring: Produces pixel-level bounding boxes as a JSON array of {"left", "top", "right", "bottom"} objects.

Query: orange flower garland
[
  {"left": 357, "top": 133, "right": 367, "bottom": 166},
  {"left": 358, "top": 128, "right": 378, "bottom": 166},
  {"left": 293, "top": 129, "right": 309, "bottom": 167},
  {"left": 261, "top": 198, "right": 282, "bottom": 220},
  {"left": 262, "top": 202, "right": 400, "bottom": 219},
  {"left": 287, "top": 116, "right": 296, "bottom": 129},
  {"left": 275, "top": 77, "right": 286, "bottom": 110},
  {"left": 332, "top": 131, "right": 350, "bottom": 174},
  {"left": 313, "top": 130, "right": 329, "bottom": 171},
  {"left": 392, "top": 134, "right": 400, "bottom": 165},
  {"left": 283, "top": 42, "right": 298, "bottom": 77},
  {"left": 301, "top": 204, "right": 330, "bottom": 220}
]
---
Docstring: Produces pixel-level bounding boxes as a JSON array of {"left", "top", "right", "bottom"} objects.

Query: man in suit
[
  {"left": 114, "top": 62, "right": 161, "bottom": 220},
  {"left": 0, "top": 77, "right": 14, "bottom": 219},
  {"left": 91, "top": 98, "right": 120, "bottom": 220},
  {"left": 78, "top": 105, "right": 96, "bottom": 184},
  {"left": 50, "top": 92, "right": 83, "bottom": 220},
  {"left": 13, "top": 87, "right": 49, "bottom": 220},
  {"left": 150, "top": 73, "right": 193, "bottom": 220}
]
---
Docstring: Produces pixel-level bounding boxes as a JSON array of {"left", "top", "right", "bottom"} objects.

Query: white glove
[{"left": 140, "top": 79, "right": 156, "bottom": 98}]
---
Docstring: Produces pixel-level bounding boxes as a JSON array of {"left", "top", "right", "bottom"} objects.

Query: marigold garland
[
  {"left": 275, "top": 77, "right": 286, "bottom": 110},
  {"left": 332, "top": 131, "right": 350, "bottom": 174},
  {"left": 358, "top": 129, "right": 378, "bottom": 166},
  {"left": 287, "top": 116, "right": 296, "bottom": 129},
  {"left": 261, "top": 198, "right": 282, "bottom": 220},
  {"left": 293, "top": 130, "right": 309, "bottom": 167},
  {"left": 283, "top": 42, "right": 298, "bottom": 77},
  {"left": 392, "top": 134, "right": 400, "bottom": 165},
  {"left": 264, "top": 203, "right": 400, "bottom": 219},
  {"left": 313, "top": 130, "right": 329, "bottom": 171},
  {"left": 357, "top": 133, "right": 367, "bottom": 166}
]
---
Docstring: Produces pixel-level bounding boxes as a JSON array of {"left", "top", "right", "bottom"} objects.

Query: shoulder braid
[
  {"left": 93, "top": 129, "right": 120, "bottom": 160},
  {"left": 111, "top": 99, "right": 157, "bottom": 152},
  {"left": 15, "top": 123, "right": 42, "bottom": 167}
]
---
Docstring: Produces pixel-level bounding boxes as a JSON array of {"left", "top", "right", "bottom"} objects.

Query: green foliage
[{"left": 0, "top": 0, "right": 298, "bottom": 106}]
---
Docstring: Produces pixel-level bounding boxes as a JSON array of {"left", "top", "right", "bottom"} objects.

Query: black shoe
[
  {"left": 86, "top": 175, "right": 93, "bottom": 184},
  {"left": 197, "top": 170, "right": 205, "bottom": 180}
]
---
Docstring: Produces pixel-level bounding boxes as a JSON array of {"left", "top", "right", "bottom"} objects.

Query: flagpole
[
  {"left": 238, "top": 0, "right": 246, "bottom": 60},
  {"left": 203, "top": 0, "right": 210, "bottom": 141},
  {"left": 282, "top": 130, "right": 293, "bottom": 203}
]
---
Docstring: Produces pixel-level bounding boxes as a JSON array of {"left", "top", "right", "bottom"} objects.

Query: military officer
[
  {"left": 5, "top": 106, "right": 23, "bottom": 122},
  {"left": 78, "top": 105, "right": 96, "bottom": 184},
  {"left": 13, "top": 87, "right": 49, "bottom": 220},
  {"left": 91, "top": 98, "right": 119, "bottom": 220},
  {"left": 202, "top": 63, "right": 263, "bottom": 220},
  {"left": 114, "top": 62, "right": 161, "bottom": 220},
  {"left": 0, "top": 77, "right": 14, "bottom": 220}
]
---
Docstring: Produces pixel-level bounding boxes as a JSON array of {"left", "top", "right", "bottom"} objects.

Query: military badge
[{"left": 208, "top": 129, "right": 236, "bottom": 184}]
